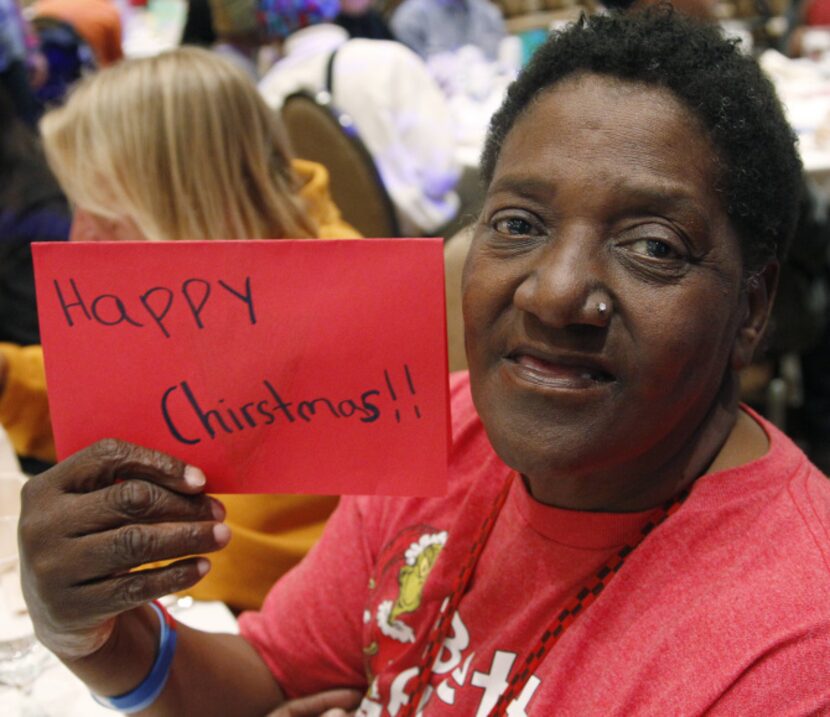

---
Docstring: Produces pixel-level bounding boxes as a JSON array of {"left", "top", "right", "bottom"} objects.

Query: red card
[{"left": 33, "top": 240, "right": 449, "bottom": 496}]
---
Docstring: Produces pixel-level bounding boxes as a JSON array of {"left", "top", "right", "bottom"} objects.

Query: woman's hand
[
  {"left": 265, "top": 688, "right": 363, "bottom": 717},
  {"left": 18, "top": 439, "right": 229, "bottom": 661}
]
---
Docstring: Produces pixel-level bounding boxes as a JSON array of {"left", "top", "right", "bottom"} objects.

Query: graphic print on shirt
[
  {"left": 359, "top": 524, "right": 542, "bottom": 716},
  {"left": 365, "top": 525, "right": 448, "bottom": 654},
  {"left": 360, "top": 603, "right": 542, "bottom": 716}
]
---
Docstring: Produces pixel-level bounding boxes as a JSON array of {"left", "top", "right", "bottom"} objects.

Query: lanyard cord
[
  {"left": 400, "top": 475, "right": 690, "bottom": 717},
  {"left": 489, "top": 487, "right": 689, "bottom": 716}
]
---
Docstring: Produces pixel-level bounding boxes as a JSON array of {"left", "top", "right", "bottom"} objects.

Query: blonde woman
[
  {"left": 0, "top": 46, "right": 358, "bottom": 610},
  {"left": 42, "top": 45, "right": 354, "bottom": 243}
]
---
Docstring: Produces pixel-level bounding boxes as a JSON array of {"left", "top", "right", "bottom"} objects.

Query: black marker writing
[
  {"left": 384, "top": 364, "right": 421, "bottom": 423},
  {"left": 160, "top": 370, "right": 405, "bottom": 445},
  {"left": 52, "top": 276, "right": 257, "bottom": 338}
]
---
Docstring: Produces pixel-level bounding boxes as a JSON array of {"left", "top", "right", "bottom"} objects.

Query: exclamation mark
[
  {"left": 404, "top": 364, "right": 421, "bottom": 419},
  {"left": 384, "top": 369, "right": 401, "bottom": 423}
]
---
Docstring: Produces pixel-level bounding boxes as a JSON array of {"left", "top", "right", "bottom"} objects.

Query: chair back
[{"left": 281, "top": 90, "right": 400, "bottom": 238}]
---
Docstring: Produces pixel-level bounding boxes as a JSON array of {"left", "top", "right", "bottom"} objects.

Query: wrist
[
  {"left": 91, "top": 601, "right": 178, "bottom": 713},
  {"left": 61, "top": 604, "right": 160, "bottom": 697}
]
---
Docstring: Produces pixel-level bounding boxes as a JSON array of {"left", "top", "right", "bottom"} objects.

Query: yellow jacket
[{"left": 0, "top": 159, "right": 359, "bottom": 610}]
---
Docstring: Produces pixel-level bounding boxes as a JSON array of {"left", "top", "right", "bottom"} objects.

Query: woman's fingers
[
  {"left": 265, "top": 689, "right": 363, "bottom": 717},
  {"left": 24, "top": 558, "right": 212, "bottom": 659},
  {"left": 17, "top": 438, "right": 221, "bottom": 660},
  {"left": 65, "top": 480, "right": 224, "bottom": 535},
  {"left": 66, "top": 520, "right": 230, "bottom": 584},
  {"left": 32, "top": 438, "right": 203, "bottom": 496},
  {"left": 72, "top": 558, "right": 212, "bottom": 621}
]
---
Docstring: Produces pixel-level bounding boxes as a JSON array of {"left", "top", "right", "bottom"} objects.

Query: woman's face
[{"left": 463, "top": 74, "right": 771, "bottom": 508}]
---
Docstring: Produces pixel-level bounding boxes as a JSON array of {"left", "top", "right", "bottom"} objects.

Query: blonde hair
[{"left": 40, "top": 46, "right": 317, "bottom": 242}]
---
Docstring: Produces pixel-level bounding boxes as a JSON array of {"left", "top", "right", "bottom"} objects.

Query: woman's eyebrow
[
  {"left": 486, "top": 176, "right": 556, "bottom": 201},
  {"left": 488, "top": 176, "right": 709, "bottom": 224},
  {"left": 613, "top": 184, "right": 710, "bottom": 229}
]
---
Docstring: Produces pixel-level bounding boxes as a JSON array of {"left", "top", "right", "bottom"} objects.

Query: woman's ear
[
  {"left": 69, "top": 208, "right": 99, "bottom": 242},
  {"left": 731, "top": 261, "right": 779, "bottom": 371}
]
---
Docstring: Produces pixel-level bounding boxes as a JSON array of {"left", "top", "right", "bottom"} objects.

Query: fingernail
[
  {"left": 210, "top": 497, "right": 225, "bottom": 521},
  {"left": 197, "top": 557, "right": 211, "bottom": 576},
  {"left": 213, "top": 523, "right": 231, "bottom": 545},
  {"left": 184, "top": 466, "right": 206, "bottom": 488}
]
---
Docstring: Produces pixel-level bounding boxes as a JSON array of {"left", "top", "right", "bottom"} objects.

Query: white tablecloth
[{"left": 0, "top": 600, "right": 238, "bottom": 717}]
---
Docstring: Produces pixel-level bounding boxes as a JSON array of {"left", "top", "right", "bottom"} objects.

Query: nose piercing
[{"left": 597, "top": 301, "right": 609, "bottom": 317}]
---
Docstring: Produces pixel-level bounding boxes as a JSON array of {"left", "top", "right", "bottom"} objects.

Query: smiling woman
[
  {"left": 465, "top": 75, "right": 763, "bottom": 511},
  {"left": 15, "top": 8, "right": 830, "bottom": 717}
]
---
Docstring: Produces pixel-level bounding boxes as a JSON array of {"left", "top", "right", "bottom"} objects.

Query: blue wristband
[{"left": 91, "top": 601, "right": 178, "bottom": 714}]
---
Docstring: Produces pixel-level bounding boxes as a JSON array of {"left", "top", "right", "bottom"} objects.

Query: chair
[{"left": 280, "top": 91, "right": 400, "bottom": 238}]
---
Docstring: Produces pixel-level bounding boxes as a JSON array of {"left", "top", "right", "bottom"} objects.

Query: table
[{"left": 0, "top": 599, "right": 238, "bottom": 717}]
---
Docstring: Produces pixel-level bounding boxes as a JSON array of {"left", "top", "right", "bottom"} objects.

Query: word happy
[{"left": 51, "top": 276, "right": 256, "bottom": 338}]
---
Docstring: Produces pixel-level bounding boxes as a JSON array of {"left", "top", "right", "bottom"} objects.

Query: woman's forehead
[
  {"left": 506, "top": 73, "right": 715, "bottom": 162},
  {"left": 490, "top": 73, "right": 723, "bottom": 218}
]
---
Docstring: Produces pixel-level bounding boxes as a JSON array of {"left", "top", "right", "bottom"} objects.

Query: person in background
[
  {"left": 0, "top": 0, "right": 48, "bottom": 126},
  {"left": 3, "top": 45, "right": 359, "bottom": 611},
  {"left": 33, "top": 0, "right": 123, "bottom": 67},
  {"left": 335, "top": 0, "right": 394, "bottom": 40},
  {"left": 390, "top": 0, "right": 506, "bottom": 60},
  {"left": 16, "top": 10, "right": 830, "bottom": 716},
  {"left": 207, "top": 0, "right": 263, "bottom": 79},
  {"left": 181, "top": 0, "right": 218, "bottom": 47},
  {"left": 0, "top": 85, "right": 69, "bottom": 473},
  {"left": 0, "top": 86, "right": 69, "bottom": 347},
  {"left": 259, "top": 0, "right": 460, "bottom": 236},
  {"left": 599, "top": 0, "right": 717, "bottom": 20}
]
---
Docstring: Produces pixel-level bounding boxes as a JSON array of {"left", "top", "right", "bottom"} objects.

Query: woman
[
  {"left": 18, "top": 10, "right": 830, "bottom": 716},
  {"left": 8, "top": 45, "right": 359, "bottom": 611}
]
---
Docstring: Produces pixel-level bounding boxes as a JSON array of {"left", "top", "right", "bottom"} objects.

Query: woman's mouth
[{"left": 505, "top": 352, "right": 615, "bottom": 389}]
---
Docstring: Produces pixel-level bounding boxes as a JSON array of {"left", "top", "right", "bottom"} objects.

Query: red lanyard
[{"left": 399, "top": 473, "right": 689, "bottom": 717}]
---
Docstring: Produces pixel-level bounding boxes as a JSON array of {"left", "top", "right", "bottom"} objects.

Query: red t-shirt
[
  {"left": 240, "top": 372, "right": 830, "bottom": 715},
  {"left": 807, "top": 0, "right": 830, "bottom": 27}
]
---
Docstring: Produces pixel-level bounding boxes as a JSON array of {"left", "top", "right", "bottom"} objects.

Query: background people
[
  {"left": 33, "top": 0, "right": 124, "bottom": 67},
  {"left": 0, "top": 85, "right": 69, "bottom": 348},
  {"left": 9, "top": 45, "right": 359, "bottom": 611},
  {"left": 390, "top": 0, "right": 506, "bottom": 60},
  {"left": 0, "top": 84, "right": 70, "bottom": 474},
  {"left": 335, "top": 0, "right": 395, "bottom": 40},
  {"left": 0, "top": 0, "right": 48, "bottom": 127},
  {"left": 258, "top": 0, "right": 461, "bottom": 236}
]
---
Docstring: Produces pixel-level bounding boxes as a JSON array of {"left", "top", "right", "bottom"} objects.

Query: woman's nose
[{"left": 513, "top": 232, "right": 611, "bottom": 329}]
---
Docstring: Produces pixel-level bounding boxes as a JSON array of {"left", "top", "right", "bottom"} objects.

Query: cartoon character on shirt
[
  {"left": 362, "top": 525, "right": 448, "bottom": 676},
  {"left": 376, "top": 530, "right": 447, "bottom": 642}
]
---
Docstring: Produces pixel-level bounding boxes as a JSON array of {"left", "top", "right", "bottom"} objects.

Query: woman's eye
[
  {"left": 493, "top": 217, "right": 535, "bottom": 236},
  {"left": 628, "top": 238, "right": 684, "bottom": 260}
]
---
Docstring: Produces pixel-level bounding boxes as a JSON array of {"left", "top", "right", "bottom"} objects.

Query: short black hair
[{"left": 481, "top": 8, "right": 803, "bottom": 272}]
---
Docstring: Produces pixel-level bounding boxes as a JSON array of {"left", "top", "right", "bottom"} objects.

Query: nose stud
[{"left": 597, "top": 301, "right": 609, "bottom": 317}]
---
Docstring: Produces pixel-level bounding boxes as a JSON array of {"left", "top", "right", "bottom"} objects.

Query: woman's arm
[
  {"left": 70, "top": 612, "right": 284, "bottom": 716},
  {"left": 18, "top": 439, "right": 285, "bottom": 715}
]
